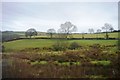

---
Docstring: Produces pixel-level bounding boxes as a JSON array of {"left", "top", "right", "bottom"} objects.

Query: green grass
[
  {"left": 14, "top": 32, "right": 119, "bottom": 39},
  {"left": 3, "top": 39, "right": 54, "bottom": 52},
  {"left": 57, "top": 62, "right": 81, "bottom": 66},
  {"left": 31, "top": 61, "right": 48, "bottom": 65},
  {"left": 85, "top": 75, "right": 107, "bottom": 79},
  {"left": 69, "top": 40, "right": 118, "bottom": 46},
  {"left": 30, "top": 61, "right": 81, "bottom": 66},
  {"left": 35, "top": 32, "right": 119, "bottom": 39},
  {"left": 3, "top": 39, "right": 118, "bottom": 52},
  {"left": 73, "top": 32, "right": 119, "bottom": 38},
  {"left": 90, "top": 60, "right": 111, "bottom": 66}
]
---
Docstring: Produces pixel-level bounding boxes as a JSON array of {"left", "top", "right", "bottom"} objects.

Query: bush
[
  {"left": 69, "top": 42, "right": 80, "bottom": 50},
  {"left": 52, "top": 41, "right": 69, "bottom": 51},
  {"left": 89, "top": 44, "right": 101, "bottom": 49},
  {"left": 84, "top": 44, "right": 103, "bottom": 60}
]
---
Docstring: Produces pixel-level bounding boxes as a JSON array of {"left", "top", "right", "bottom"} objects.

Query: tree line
[
  {"left": 88, "top": 23, "right": 114, "bottom": 39},
  {"left": 25, "top": 21, "right": 116, "bottom": 39},
  {"left": 1, "top": 21, "right": 117, "bottom": 42}
]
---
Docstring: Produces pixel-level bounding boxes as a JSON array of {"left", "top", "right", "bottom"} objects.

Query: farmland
[
  {"left": 73, "top": 32, "right": 119, "bottom": 38},
  {"left": 2, "top": 37, "right": 120, "bottom": 79},
  {"left": 1, "top": 2, "right": 120, "bottom": 79},
  {"left": 2, "top": 31, "right": 120, "bottom": 79},
  {"left": 5, "top": 31, "right": 119, "bottom": 38},
  {"left": 23, "top": 32, "right": 119, "bottom": 38},
  {"left": 3, "top": 39, "right": 118, "bottom": 52}
]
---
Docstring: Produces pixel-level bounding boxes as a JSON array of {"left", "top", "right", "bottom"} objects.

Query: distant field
[
  {"left": 14, "top": 32, "right": 119, "bottom": 38},
  {"left": 73, "top": 32, "right": 119, "bottom": 38},
  {"left": 14, "top": 32, "right": 47, "bottom": 38},
  {"left": 35, "top": 32, "right": 119, "bottom": 38},
  {"left": 3, "top": 39, "right": 118, "bottom": 52}
]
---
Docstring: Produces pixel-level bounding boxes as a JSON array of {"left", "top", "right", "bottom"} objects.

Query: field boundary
[{"left": 2, "top": 37, "right": 120, "bottom": 42}]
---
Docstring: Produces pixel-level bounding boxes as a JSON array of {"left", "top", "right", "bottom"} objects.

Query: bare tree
[
  {"left": 58, "top": 21, "right": 77, "bottom": 39},
  {"left": 88, "top": 28, "right": 94, "bottom": 34},
  {"left": 47, "top": 28, "right": 56, "bottom": 38},
  {"left": 102, "top": 23, "right": 112, "bottom": 39},
  {"left": 25, "top": 28, "right": 37, "bottom": 38}
]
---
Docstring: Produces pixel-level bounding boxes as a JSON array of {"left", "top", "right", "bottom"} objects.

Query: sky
[{"left": 1, "top": 1, "right": 118, "bottom": 33}]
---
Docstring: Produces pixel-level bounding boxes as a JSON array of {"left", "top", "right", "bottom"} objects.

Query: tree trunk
[
  {"left": 82, "top": 34, "right": 84, "bottom": 39},
  {"left": 66, "top": 33, "right": 69, "bottom": 39},
  {"left": 50, "top": 33, "right": 52, "bottom": 39},
  {"left": 105, "top": 32, "right": 109, "bottom": 39}
]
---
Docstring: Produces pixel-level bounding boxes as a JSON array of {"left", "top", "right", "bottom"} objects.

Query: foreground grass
[
  {"left": 2, "top": 47, "right": 119, "bottom": 78},
  {"left": 3, "top": 39, "right": 118, "bottom": 52},
  {"left": 90, "top": 60, "right": 111, "bottom": 66}
]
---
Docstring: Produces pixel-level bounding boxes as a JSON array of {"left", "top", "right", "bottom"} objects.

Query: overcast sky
[{"left": 2, "top": 2, "right": 118, "bottom": 33}]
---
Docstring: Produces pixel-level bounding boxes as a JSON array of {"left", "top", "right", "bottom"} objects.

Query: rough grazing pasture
[
  {"left": 3, "top": 39, "right": 118, "bottom": 52},
  {"left": 2, "top": 39, "right": 119, "bottom": 79}
]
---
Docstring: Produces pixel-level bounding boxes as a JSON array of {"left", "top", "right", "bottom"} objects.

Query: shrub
[
  {"left": 64, "top": 50, "right": 86, "bottom": 62},
  {"left": 69, "top": 42, "right": 80, "bottom": 50},
  {"left": 84, "top": 44, "right": 103, "bottom": 60},
  {"left": 89, "top": 44, "right": 101, "bottom": 49},
  {"left": 42, "top": 47, "right": 52, "bottom": 51},
  {"left": 52, "top": 41, "right": 69, "bottom": 51}
]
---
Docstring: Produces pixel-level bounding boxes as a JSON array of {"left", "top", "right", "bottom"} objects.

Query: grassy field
[
  {"left": 13, "top": 32, "right": 119, "bottom": 38},
  {"left": 2, "top": 32, "right": 119, "bottom": 78},
  {"left": 73, "top": 32, "right": 118, "bottom": 38},
  {"left": 3, "top": 39, "right": 118, "bottom": 52},
  {"left": 2, "top": 39, "right": 119, "bottom": 78},
  {"left": 35, "top": 32, "right": 119, "bottom": 38}
]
